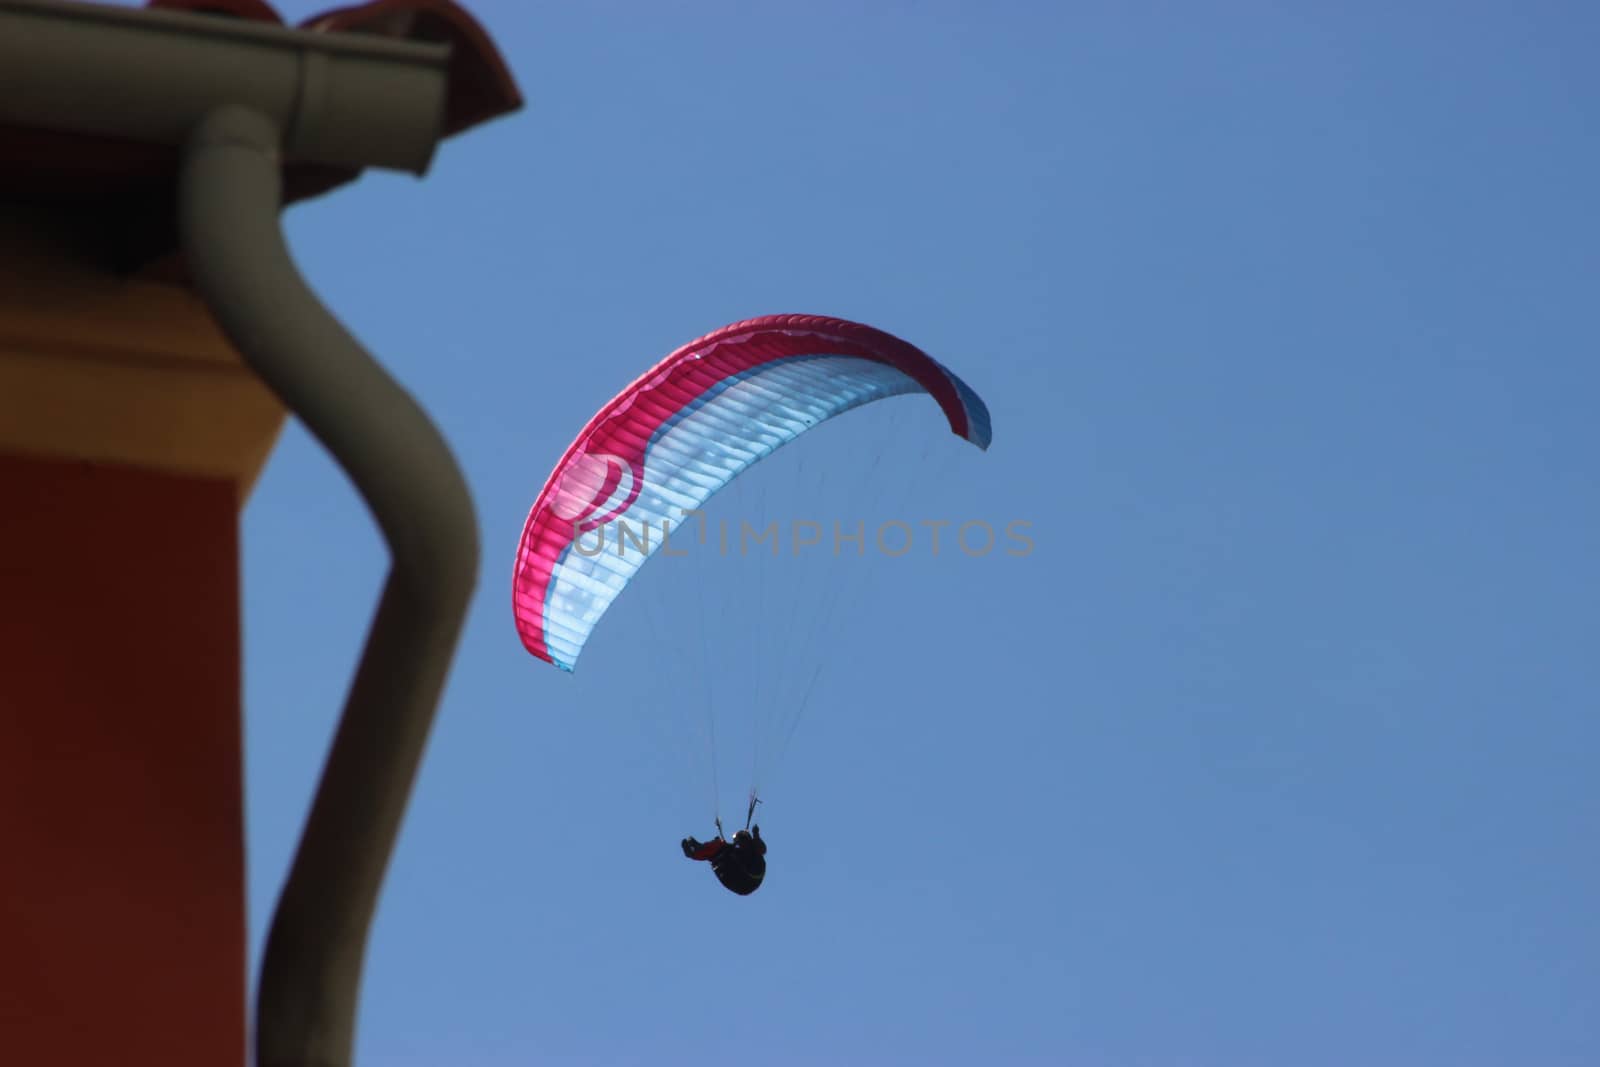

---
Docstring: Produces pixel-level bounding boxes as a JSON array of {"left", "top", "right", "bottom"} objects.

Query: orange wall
[{"left": 0, "top": 452, "right": 244, "bottom": 1064}]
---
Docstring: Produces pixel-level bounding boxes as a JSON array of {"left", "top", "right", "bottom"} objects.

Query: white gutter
[{"left": 0, "top": 0, "right": 450, "bottom": 173}]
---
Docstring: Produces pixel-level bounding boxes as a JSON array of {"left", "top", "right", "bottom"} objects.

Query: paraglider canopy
[{"left": 512, "top": 314, "right": 992, "bottom": 672}]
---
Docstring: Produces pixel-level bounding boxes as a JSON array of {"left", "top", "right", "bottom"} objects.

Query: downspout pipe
[{"left": 179, "top": 106, "right": 480, "bottom": 1067}]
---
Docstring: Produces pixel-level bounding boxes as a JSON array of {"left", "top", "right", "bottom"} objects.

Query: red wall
[{"left": 0, "top": 452, "right": 245, "bottom": 1064}]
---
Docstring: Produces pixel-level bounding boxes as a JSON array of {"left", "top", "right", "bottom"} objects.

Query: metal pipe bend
[{"left": 178, "top": 105, "right": 480, "bottom": 1067}]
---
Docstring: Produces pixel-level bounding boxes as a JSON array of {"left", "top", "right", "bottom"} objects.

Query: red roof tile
[{"left": 147, "top": 0, "right": 287, "bottom": 20}]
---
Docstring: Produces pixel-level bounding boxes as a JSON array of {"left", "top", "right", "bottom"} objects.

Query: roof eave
[{"left": 0, "top": 0, "right": 453, "bottom": 174}]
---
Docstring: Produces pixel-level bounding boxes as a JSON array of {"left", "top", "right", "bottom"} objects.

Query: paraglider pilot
[{"left": 682, "top": 824, "right": 767, "bottom": 896}]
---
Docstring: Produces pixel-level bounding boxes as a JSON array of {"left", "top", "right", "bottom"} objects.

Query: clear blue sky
[{"left": 232, "top": 2, "right": 1599, "bottom": 1064}]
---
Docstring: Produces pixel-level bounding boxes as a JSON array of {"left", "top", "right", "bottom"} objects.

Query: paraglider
[
  {"left": 682, "top": 826, "right": 767, "bottom": 896},
  {"left": 681, "top": 794, "right": 767, "bottom": 896},
  {"left": 512, "top": 314, "right": 991, "bottom": 895}
]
